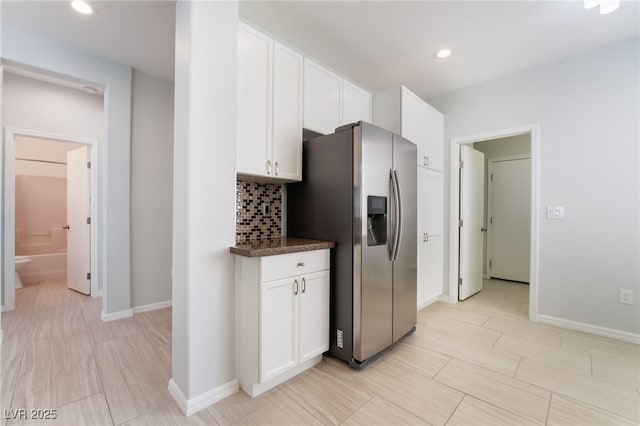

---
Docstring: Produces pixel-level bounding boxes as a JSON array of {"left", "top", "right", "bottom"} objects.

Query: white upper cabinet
[
  {"left": 418, "top": 167, "right": 444, "bottom": 238},
  {"left": 237, "top": 23, "right": 272, "bottom": 178},
  {"left": 342, "top": 80, "right": 372, "bottom": 126},
  {"left": 238, "top": 22, "right": 373, "bottom": 179},
  {"left": 303, "top": 58, "right": 342, "bottom": 135},
  {"left": 421, "top": 102, "right": 444, "bottom": 172},
  {"left": 237, "top": 23, "right": 302, "bottom": 182},
  {"left": 373, "top": 86, "right": 444, "bottom": 171},
  {"left": 272, "top": 42, "right": 303, "bottom": 180}
]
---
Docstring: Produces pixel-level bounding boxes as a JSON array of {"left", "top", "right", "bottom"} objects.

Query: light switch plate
[
  {"left": 619, "top": 289, "right": 633, "bottom": 305},
  {"left": 546, "top": 206, "right": 565, "bottom": 219}
]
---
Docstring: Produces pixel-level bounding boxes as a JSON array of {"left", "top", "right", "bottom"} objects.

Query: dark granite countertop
[{"left": 230, "top": 237, "right": 335, "bottom": 257}]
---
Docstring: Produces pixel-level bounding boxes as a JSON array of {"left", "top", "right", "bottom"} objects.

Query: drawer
[{"left": 260, "top": 249, "right": 329, "bottom": 282}]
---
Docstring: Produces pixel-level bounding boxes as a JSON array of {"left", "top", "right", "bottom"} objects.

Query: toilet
[{"left": 15, "top": 255, "right": 32, "bottom": 289}]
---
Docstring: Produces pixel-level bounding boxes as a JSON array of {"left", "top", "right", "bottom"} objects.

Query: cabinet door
[
  {"left": 417, "top": 235, "right": 444, "bottom": 307},
  {"left": 342, "top": 80, "right": 372, "bottom": 125},
  {"left": 237, "top": 24, "right": 272, "bottom": 177},
  {"left": 272, "top": 42, "right": 303, "bottom": 181},
  {"left": 303, "top": 59, "right": 342, "bottom": 135},
  {"left": 417, "top": 167, "right": 443, "bottom": 236},
  {"left": 260, "top": 277, "right": 298, "bottom": 382},
  {"left": 424, "top": 103, "right": 444, "bottom": 171},
  {"left": 400, "top": 88, "right": 429, "bottom": 167},
  {"left": 298, "top": 270, "right": 330, "bottom": 363}
]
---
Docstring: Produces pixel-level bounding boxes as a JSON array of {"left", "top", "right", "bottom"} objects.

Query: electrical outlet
[
  {"left": 619, "top": 289, "right": 633, "bottom": 305},
  {"left": 546, "top": 206, "right": 565, "bottom": 219}
]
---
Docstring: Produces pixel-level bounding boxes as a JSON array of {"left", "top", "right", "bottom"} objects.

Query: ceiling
[
  {"left": 2, "top": 1, "right": 638, "bottom": 99},
  {"left": 1, "top": 1, "right": 176, "bottom": 81}
]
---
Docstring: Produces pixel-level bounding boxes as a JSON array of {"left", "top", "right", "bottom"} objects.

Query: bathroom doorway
[{"left": 3, "top": 128, "right": 100, "bottom": 311}]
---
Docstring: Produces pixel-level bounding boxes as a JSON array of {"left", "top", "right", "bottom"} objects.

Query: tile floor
[{"left": 2, "top": 277, "right": 639, "bottom": 425}]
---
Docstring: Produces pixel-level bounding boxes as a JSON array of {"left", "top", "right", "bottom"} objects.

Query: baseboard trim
[
  {"left": 168, "top": 378, "right": 238, "bottom": 416},
  {"left": 132, "top": 300, "right": 172, "bottom": 314},
  {"left": 437, "top": 294, "right": 451, "bottom": 303},
  {"left": 101, "top": 309, "right": 134, "bottom": 322},
  {"left": 536, "top": 314, "right": 640, "bottom": 344},
  {"left": 417, "top": 294, "right": 441, "bottom": 311}
]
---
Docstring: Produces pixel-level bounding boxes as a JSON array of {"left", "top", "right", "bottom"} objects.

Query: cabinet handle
[
  {"left": 266, "top": 160, "right": 272, "bottom": 175},
  {"left": 425, "top": 156, "right": 430, "bottom": 167},
  {"left": 274, "top": 161, "right": 279, "bottom": 176},
  {"left": 294, "top": 279, "right": 299, "bottom": 295},
  {"left": 425, "top": 232, "right": 429, "bottom": 242},
  {"left": 423, "top": 156, "right": 427, "bottom": 166},
  {"left": 296, "top": 262, "right": 305, "bottom": 267},
  {"left": 301, "top": 278, "right": 306, "bottom": 294}
]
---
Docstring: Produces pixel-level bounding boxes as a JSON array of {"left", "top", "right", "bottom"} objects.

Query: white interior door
[
  {"left": 489, "top": 159, "right": 531, "bottom": 282},
  {"left": 67, "top": 146, "right": 91, "bottom": 295},
  {"left": 459, "top": 145, "right": 485, "bottom": 300}
]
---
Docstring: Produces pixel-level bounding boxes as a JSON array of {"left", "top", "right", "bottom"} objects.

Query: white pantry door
[
  {"left": 459, "top": 145, "right": 485, "bottom": 300},
  {"left": 67, "top": 146, "right": 91, "bottom": 295},
  {"left": 489, "top": 158, "right": 531, "bottom": 282}
]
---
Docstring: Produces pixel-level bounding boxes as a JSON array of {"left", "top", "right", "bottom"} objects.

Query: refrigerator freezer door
[
  {"left": 353, "top": 123, "right": 394, "bottom": 362},
  {"left": 392, "top": 134, "right": 418, "bottom": 342}
]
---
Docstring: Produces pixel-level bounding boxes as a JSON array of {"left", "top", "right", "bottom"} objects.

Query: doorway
[
  {"left": 449, "top": 125, "right": 539, "bottom": 320},
  {"left": 486, "top": 155, "right": 531, "bottom": 283},
  {"left": 3, "top": 128, "right": 100, "bottom": 312}
]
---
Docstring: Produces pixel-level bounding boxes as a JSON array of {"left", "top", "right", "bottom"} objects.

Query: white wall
[
  {"left": 170, "top": 0, "right": 238, "bottom": 413},
  {"left": 131, "top": 70, "right": 174, "bottom": 308},
  {"left": 430, "top": 38, "right": 640, "bottom": 335},
  {"left": 474, "top": 135, "right": 531, "bottom": 276},
  {"left": 2, "top": 73, "right": 103, "bottom": 138},
  {"left": 2, "top": 24, "right": 133, "bottom": 315}
]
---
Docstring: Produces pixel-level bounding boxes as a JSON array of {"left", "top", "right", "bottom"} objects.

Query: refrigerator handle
[
  {"left": 393, "top": 170, "right": 403, "bottom": 261},
  {"left": 390, "top": 169, "right": 400, "bottom": 261}
]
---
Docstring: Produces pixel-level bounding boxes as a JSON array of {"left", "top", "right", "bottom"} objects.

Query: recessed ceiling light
[
  {"left": 599, "top": 0, "right": 620, "bottom": 14},
  {"left": 584, "top": 0, "right": 620, "bottom": 14},
  {"left": 71, "top": 1, "right": 95, "bottom": 15},
  {"left": 435, "top": 48, "right": 452, "bottom": 59}
]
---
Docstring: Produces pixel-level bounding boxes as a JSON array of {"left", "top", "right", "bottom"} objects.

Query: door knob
[
  {"left": 63, "top": 225, "right": 70, "bottom": 230},
  {"left": 481, "top": 228, "right": 487, "bottom": 232}
]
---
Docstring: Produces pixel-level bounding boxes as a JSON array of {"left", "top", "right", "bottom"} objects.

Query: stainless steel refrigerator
[{"left": 288, "top": 121, "right": 417, "bottom": 368}]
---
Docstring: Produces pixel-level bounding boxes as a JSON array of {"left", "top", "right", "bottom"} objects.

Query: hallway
[{"left": 1, "top": 277, "right": 188, "bottom": 425}]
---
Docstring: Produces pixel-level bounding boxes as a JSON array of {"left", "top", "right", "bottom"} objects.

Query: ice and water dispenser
[{"left": 367, "top": 196, "right": 387, "bottom": 246}]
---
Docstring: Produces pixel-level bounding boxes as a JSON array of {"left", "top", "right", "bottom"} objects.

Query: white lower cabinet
[
  {"left": 235, "top": 249, "right": 330, "bottom": 397},
  {"left": 298, "top": 271, "right": 330, "bottom": 363},
  {"left": 260, "top": 277, "right": 298, "bottom": 382},
  {"left": 417, "top": 235, "right": 444, "bottom": 309}
]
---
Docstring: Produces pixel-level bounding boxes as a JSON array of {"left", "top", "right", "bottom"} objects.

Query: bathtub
[{"left": 17, "top": 251, "right": 67, "bottom": 285}]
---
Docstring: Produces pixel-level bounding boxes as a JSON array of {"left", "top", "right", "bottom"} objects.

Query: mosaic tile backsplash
[{"left": 236, "top": 180, "right": 283, "bottom": 242}]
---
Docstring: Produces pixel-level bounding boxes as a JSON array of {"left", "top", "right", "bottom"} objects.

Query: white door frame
[
  {"left": 448, "top": 124, "right": 540, "bottom": 321},
  {"left": 2, "top": 127, "right": 100, "bottom": 312},
  {"left": 486, "top": 154, "right": 531, "bottom": 280}
]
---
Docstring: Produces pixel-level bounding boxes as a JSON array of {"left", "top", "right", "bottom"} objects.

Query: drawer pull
[{"left": 296, "top": 262, "right": 305, "bottom": 267}]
